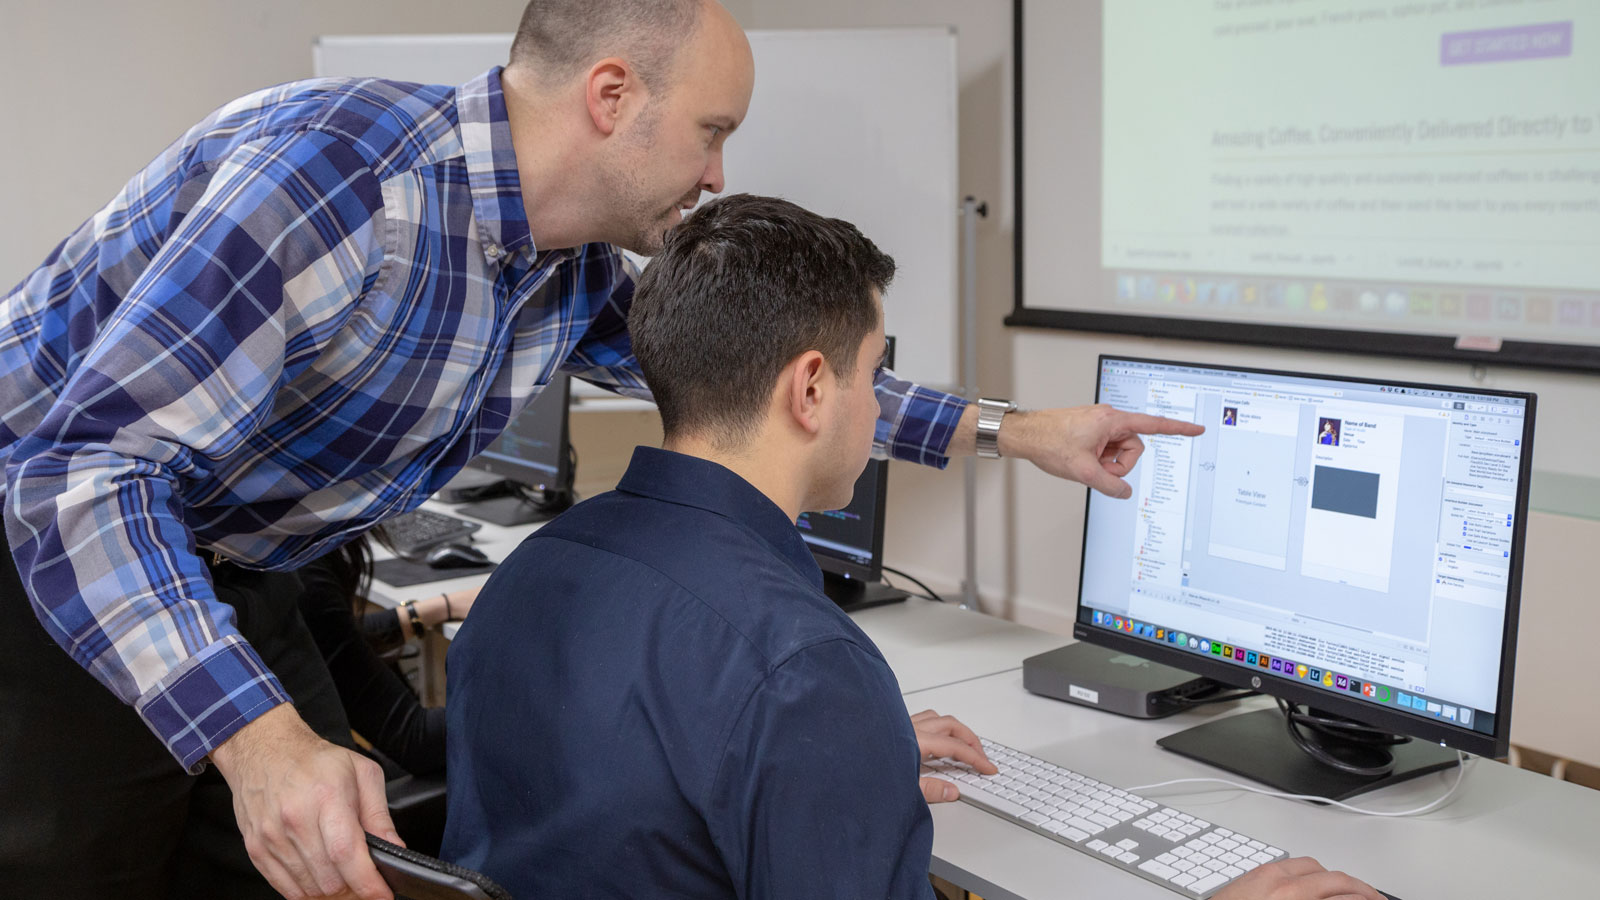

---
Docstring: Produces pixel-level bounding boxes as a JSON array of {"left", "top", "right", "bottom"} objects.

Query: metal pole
[{"left": 960, "top": 196, "right": 987, "bottom": 610}]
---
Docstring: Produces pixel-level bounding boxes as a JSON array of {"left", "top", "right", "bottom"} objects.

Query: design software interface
[{"left": 1080, "top": 358, "right": 1530, "bottom": 738}]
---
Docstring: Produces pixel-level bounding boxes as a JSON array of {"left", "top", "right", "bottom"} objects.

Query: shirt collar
[
  {"left": 617, "top": 446, "right": 824, "bottom": 590},
  {"left": 456, "top": 66, "right": 534, "bottom": 263}
]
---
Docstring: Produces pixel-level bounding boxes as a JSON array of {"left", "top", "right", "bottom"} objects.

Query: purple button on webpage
[{"left": 1441, "top": 21, "right": 1573, "bottom": 65}]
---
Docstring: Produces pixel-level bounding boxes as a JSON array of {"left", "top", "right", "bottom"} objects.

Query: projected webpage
[
  {"left": 1084, "top": 359, "right": 1528, "bottom": 736},
  {"left": 1100, "top": 0, "right": 1600, "bottom": 342}
]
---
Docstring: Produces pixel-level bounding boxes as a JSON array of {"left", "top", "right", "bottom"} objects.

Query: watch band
[
  {"left": 403, "top": 599, "right": 426, "bottom": 639},
  {"left": 975, "top": 397, "right": 1017, "bottom": 459}
]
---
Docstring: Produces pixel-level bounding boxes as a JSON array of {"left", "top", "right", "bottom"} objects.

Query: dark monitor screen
[
  {"left": 470, "top": 374, "right": 572, "bottom": 496},
  {"left": 1075, "top": 356, "right": 1534, "bottom": 764},
  {"left": 796, "top": 458, "right": 888, "bottom": 582}
]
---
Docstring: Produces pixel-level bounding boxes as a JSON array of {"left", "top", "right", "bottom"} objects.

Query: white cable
[{"left": 1124, "top": 751, "right": 1472, "bottom": 817}]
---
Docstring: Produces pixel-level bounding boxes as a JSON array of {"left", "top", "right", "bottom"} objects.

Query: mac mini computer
[{"left": 1023, "top": 642, "right": 1219, "bottom": 719}]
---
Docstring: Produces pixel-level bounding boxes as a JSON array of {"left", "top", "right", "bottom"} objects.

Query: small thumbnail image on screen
[{"left": 1316, "top": 417, "right": 1341, "bottom": 447}]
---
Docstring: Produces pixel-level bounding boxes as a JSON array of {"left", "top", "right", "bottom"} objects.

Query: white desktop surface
[
  {"left": 849, "top": 599, "right": 1071, "bottom": 695},
  {"left": 910, "top": 670, "right": 1600, "bottom": 900}
]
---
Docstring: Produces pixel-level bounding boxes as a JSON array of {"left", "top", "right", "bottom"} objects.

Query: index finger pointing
[{"left": 1118, "top": 413, "right": 1204, "bottom": 437}]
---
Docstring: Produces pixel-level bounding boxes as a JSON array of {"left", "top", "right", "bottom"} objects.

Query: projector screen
[{"left": 1011, "top": 0, "right": 1600, "bottom": 371}]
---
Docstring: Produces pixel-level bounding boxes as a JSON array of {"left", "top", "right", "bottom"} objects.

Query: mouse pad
[{"left": 373, "top": 557, "right": 495, "bottom": 587}]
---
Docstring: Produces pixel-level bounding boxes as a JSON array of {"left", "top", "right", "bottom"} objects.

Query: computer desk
[
  {"left": 911, "top": 665, "right": 1600, "bottom": 898},
  {"left": 369, "top": 516, "right": 1600, "bottom": 897}
]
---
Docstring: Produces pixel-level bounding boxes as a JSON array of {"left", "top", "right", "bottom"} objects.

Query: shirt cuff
[
  {"left": 135, "top": 635, "right": 290, "bottom": 774},
  {"left": 882, "top": 384, "right": 968, "bottom": 469}
]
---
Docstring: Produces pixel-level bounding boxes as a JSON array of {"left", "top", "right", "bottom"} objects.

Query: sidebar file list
[{"left": 1132, "top": 381, "right": 1198, "bottom": 591}]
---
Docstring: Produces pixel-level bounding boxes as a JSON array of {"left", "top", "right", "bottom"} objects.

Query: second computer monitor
[
  {"left": 461, "top": 374, "right": 574, "bottom": 526},
  {"left": 796, "top": 458, "right": 907, "bottom": 611},
  {"left": 1075, "top": 355, "right": 1534, "bottom": 796}
]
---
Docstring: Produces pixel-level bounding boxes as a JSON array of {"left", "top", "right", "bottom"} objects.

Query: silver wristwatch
[{"left": 975, "top": 397, "right": 1017, "bottom": 459}]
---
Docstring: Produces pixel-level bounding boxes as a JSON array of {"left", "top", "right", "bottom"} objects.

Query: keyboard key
[
  {"left": 1066, "top": 817, "right": 1103, "bottom": 836},
  {"left": 1171, "top": 873, "right": 1197, "bottom": 888},
  {"left": 1086, "top": 839, "right": 1109, "bottom": 852},
  {"left": 1115, "top": 839, "right": 1139, "bottom": 851},
  {"left": 1138, "top": 859, "right": 1180, "bottom": 881},
  {"left": 1188, "top": 872, "right": 1229, "bottom": 895},
  {"left": 1117, "top": 851, "right": 1140, "bottom": 864}
]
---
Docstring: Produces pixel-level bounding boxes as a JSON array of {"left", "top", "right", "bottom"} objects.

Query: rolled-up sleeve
[{"left": 873, "top": 369, "right": 967, "bottom": 468}]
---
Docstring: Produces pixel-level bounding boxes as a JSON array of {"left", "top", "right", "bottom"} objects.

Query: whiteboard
[{"left": 315, "top": 29, "right": 959, "bottom": 386}]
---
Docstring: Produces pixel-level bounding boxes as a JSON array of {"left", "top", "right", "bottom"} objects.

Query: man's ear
[
  {"left": 584, "top": 58, "right": 638, "bottom": 136},
  {"left": 784, "top": 351, "right": 828, "bottom": 436}
]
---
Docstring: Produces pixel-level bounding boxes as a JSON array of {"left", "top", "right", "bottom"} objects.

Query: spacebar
[{"left": 924, "top": 773, "right": 1030, "bottom": 819}]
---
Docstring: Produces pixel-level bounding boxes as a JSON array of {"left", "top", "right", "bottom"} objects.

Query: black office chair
[{"left": 366, "top": 833, "right": 512, "bottom": 900}]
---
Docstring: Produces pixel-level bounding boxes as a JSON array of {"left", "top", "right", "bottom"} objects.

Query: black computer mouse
[{"left": 424, "top": 543, "right": 491, "bottom": 569}]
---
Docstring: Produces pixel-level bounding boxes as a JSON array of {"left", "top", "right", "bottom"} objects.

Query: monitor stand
[
  {"left": 1157, "top": 707, "right": 1461, "bottom": 801},
  {"left": 822, "top": 572, "right": 910, "bottom": 613},
  {"left": 457, "top": 491, "right": 574, "bottom": 527}
]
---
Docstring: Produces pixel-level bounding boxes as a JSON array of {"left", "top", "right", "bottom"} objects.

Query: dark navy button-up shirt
[{"left": 443, "top": 447, "right": 935, "bottom": 899}]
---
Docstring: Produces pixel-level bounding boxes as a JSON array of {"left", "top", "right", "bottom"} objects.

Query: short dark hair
[
  {"left": 630, "top": 194, "right": 895, "bottom": 447},
  {"left": 508, "top": 0, "right": 702, "bottom": 92}
]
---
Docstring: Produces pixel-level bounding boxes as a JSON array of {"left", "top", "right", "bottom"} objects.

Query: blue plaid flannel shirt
[{"left": 0, "top": 67, "right": 967, "bottom": 772}]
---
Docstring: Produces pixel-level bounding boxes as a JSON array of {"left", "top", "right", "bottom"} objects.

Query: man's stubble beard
[{"left": 598, "top": 103, "right": 677, "bottom": 256}]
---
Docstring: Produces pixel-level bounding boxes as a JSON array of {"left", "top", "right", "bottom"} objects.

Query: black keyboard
[{"left": 382, "top": 508, "right": 481, "bottom": 556}]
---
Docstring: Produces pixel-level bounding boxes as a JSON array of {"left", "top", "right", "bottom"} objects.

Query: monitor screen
[
  {"left": 1076, "top": 356, "right": 1534, "bottom": 759},
  {"left": 470, "top": 374, "right": 572, "bottom": 494},
  {"left": 796, "top": 459, "right": 888, "bottom": 582}
]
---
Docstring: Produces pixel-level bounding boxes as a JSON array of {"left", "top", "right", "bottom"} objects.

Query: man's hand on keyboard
[
  {"left": 1215, "top": 856, "right": 1383, "bottom": 900},
  {"left": 910, "top": 709, "right": 997, "bottom": 803}
]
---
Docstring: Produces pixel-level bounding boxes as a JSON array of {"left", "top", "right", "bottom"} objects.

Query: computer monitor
[
  {"left": 1075, "top": 356, "right": 1535, "bottom": 799},
  {"left": 458, "top": 374, "right": 575, "bottom": 527},
  {"left": 796, "top": 459, "right": 908, "bottom": 610}
]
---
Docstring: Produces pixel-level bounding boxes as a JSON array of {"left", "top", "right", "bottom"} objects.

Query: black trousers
[{"left": 0, "top": 535, "right": 354, "bottom": 900}]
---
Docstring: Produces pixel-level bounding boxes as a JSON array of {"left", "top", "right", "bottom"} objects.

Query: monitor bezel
[
  {"left": 804, "top": 458, "right": 890, "bottom": 584},
  {"left": 467, "top": 373, "right": 574, "bottom": 499},
  {"left": 1072, "top": 354, "right": 1534, "bottom": 759}
]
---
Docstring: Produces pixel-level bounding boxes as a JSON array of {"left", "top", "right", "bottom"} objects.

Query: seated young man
[{"left": 441, "top": 195, "right": 1383, "bottom": 900}]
